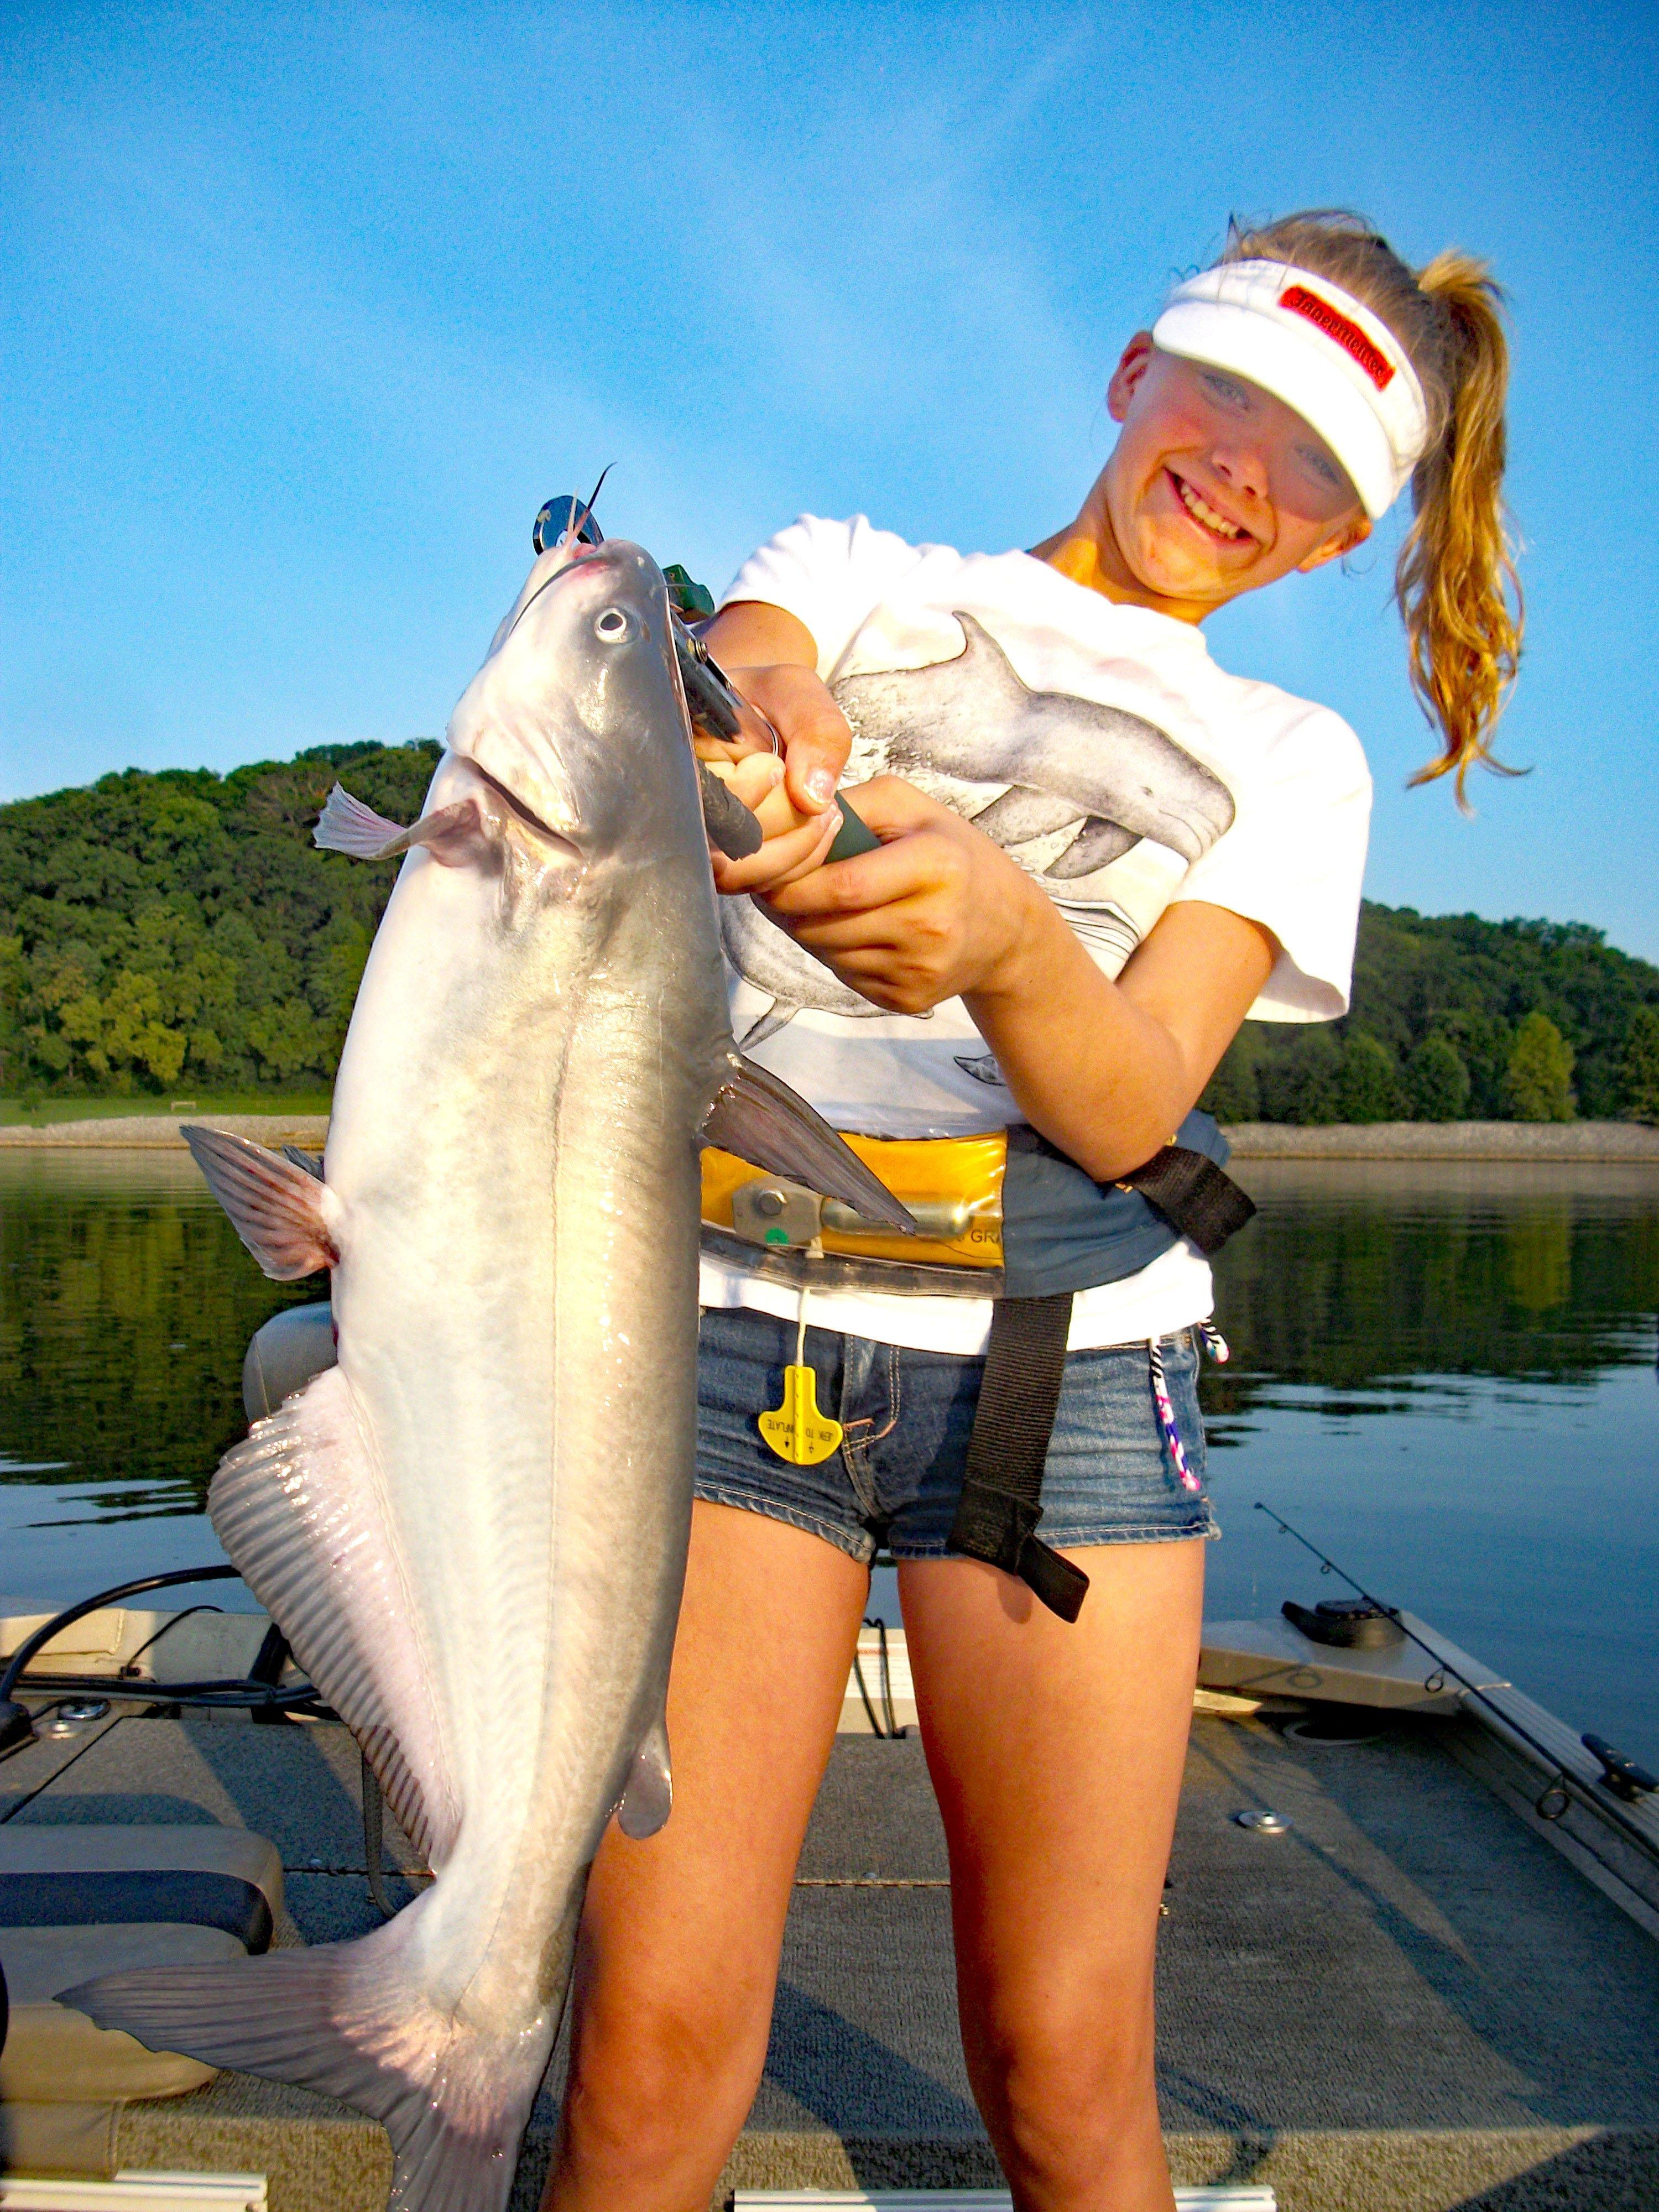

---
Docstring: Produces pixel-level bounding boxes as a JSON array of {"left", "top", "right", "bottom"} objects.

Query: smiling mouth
[{"left": 1168, "top": 469, "right": 1252, "bottom": 546}]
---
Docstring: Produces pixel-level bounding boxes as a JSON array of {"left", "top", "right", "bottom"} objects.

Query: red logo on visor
[{"left": 1280, "top": 285, "right": 1394, "bottom": 390}]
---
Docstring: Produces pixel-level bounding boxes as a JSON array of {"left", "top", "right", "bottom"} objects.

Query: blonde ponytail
[{"left": 1221, "top": 213, "right": 1524, "bottom": 806}]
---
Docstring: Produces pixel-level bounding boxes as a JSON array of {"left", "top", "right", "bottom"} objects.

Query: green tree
[
  {"left": 1199, "top": 1025, "right": 1262, "bottom": 1122},
  {"left": 1405, "top": 1032, "right": 1472, "bottom": 1121},
  {"left": 1259, "top": 1027, "right": 1343, "bottom": 1125},
  {"left": 1620, "top": 1006, "right": 1659, "bottom": 1124},
  {"left": 1337, "top": 1032, "right": 1401, "bottom": 1123},
  {"left": 1502, "top": 1011, "right": 1575, "bottom": 1121},
  {"left": 0, "top": 740, "right": 440, "bottom": 1097}
]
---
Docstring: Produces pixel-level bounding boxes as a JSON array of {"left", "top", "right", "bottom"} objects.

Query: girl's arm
[
  {"left": 764, "top": 775, "right": 1274, "bottom": 1182},
  {"left": 702, "top": 603, "right": 1276, "bottom": 1177}
]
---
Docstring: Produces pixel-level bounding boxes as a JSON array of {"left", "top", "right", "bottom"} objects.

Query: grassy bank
[{"left": 0, "top": 1092, "right": 331, "bottom": 1127}]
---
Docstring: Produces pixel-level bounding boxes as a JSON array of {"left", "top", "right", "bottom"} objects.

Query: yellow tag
[{"left": 758, "top": 1364, "right": 844, "bottom": 1465}]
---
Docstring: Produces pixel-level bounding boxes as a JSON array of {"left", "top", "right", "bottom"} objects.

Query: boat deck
[{"left": 4, "top": 1692, "right": 1657, "bottom": 2211}]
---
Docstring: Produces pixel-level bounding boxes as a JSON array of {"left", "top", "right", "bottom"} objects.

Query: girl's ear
[
  {"left": 1106, "top": 332, "right": 1156, "bottom": 422},
  {"left": 1297, "top": 512, "right": 1371, "bottom": 575}
]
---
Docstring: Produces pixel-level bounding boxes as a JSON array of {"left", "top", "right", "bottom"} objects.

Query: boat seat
[
  {"left": 1, "top": 1923, "right": 233, "bottom": 2103},
  {"left": 0, "top": 1825, "right": 284, "bottom": 2116},
  {"left": 0, "top": 1825, "right": 283, "bottom": 1954},
  {"left": 242, "top": 1301, "right": 336, "bottom": 1422}
]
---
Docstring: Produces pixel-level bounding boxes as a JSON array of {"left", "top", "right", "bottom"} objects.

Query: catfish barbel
[{"left": 69, "top": 538, "right": 912, "bottom": 2211}]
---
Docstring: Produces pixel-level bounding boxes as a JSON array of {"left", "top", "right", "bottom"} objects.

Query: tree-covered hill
[
  {"left": 0, "top": 742, "right": 439, "bottom": 1097},
  {"left": 1201, "top": 904, "right": 1659, "bottom": 1124},
  {"left": 2, "top": 741, "right": 1657, "bottom": 1121}
]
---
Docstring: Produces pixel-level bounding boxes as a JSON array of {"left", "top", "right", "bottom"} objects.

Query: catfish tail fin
[{"left": 64, "top": 1899, "right": 568, "bottom": 2212}]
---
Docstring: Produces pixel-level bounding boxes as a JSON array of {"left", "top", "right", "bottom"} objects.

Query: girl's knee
[
  {"left": 978, "top": 2001, "right": 1160, "bottom": 2191},
  {"left": 561, "top": 1983, "right": 772, "bottom": 2180}
]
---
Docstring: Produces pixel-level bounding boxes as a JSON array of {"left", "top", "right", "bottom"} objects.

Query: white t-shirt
[{"left": 698, "top": 514, "right": 1372, "bottom": 1354}]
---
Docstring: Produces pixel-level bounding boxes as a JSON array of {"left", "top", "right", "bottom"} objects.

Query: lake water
[{"left": 3, "top": 1151, "right": 1656, "bottom": 1766}]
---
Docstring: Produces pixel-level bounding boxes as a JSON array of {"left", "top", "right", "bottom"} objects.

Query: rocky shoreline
[
  {"left": 0, "top": 1113, "right": 331, "bottom": 1149},
  {"left": 3, "top": 1113, "right": 1657, "bottom": 1160},
  {"left": 1223, "top": 1119, "right": 1659, "bottom": 1161}
]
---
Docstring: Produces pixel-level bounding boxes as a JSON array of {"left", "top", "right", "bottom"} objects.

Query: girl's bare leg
[
  {"left": 543, "top": 1500, "right": 869, "bottom": 2212},
  {"left": 899, "top": 1540, "right": 1204, "bottom": 2212}
]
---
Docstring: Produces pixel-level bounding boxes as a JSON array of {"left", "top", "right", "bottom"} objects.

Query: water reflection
[
  {"left": 2, "top": 1150, "right": 1655, "bottom": 1752},
  {"left": 0, "top": 1151, "right": 316, "bottom": 1521},
  {"left": 1202, "top": 1159, "right": 1658, "bottom": 1767},
  {"left": 1205, "top": 1161, "right": 1659, "bottom": 1428}
]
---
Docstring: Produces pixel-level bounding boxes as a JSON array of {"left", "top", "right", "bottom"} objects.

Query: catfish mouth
[
  {"left": 461, "top": 754, "right": 586, "bottom": 858},
  {"left": 502, "top": 536, "right": 615, "bottom": 649}
]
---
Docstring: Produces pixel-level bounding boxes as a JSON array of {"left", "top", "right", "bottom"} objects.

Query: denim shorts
[{"left": 693, "top": 1305, "right": 1215, "bottom": 1564}]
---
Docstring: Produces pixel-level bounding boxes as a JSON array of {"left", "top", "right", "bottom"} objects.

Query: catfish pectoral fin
[
  {"left": 314, "top": 782, "right": 487, "bottom": 866},
  {"left": 183, "top": 1125, "right": 340, "bottom": 1281},
  {"left": 314, "top": 783, "right": 413, "bottom": 859},
  {"left": 702, "top": 1055, "right": 917, "bottom": 1233}
]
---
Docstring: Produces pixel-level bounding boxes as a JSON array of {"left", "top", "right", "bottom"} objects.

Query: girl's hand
[
  {"left": 703, "top": 662, "right": 854, "bottom": 897},
  {"left": 757, "top": 776, "right": 1051, "bottom": 1015}
]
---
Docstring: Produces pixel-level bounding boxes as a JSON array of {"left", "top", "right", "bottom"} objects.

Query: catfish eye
[{"left": 594, "top": 607, "right": 630, "bottom": 642}]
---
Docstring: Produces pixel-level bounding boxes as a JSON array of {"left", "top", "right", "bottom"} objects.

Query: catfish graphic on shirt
[{"left": 722, "top": 612, "right": 1237, "bottom": 1068}]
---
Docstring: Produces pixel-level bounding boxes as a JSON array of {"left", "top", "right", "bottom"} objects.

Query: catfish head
[{"left": 447, "top": 539, "right": 701, "bottom": 871}]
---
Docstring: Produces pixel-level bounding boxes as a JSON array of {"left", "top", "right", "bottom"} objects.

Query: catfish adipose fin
[
  {"left": 182, "top": 1126, "right": 340, "bottom": 1281},
  {"left": 616, "top": 1712, "right": 674, "bottom": 1840},
  {"left": 702, "top": 1053, "right": 917, "bottom": 1234}
]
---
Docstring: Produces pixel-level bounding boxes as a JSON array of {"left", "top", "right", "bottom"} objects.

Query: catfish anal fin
[
  {"left": 702, "top": 1056, "right": 916, "bottom": 1233},
  {"left": 211, "top": 1365, "right": 458, "bottom": 1867},
  {"left": 183, "top": 1125, "right": 338, "bottom": 1281}
]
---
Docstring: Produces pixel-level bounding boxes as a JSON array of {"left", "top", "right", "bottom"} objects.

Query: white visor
[{"left": 1151, "top": 260, "right": 1428, "bottom": 519}]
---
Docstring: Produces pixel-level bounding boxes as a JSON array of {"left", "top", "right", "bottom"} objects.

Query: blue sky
[{"left": 4, "top": 1, "right": 1656, "bottom": 955}]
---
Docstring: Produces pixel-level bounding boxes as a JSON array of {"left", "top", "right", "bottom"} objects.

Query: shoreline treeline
[{"left": 2, "top": 742, "right": 1658, "bottom": 1124}]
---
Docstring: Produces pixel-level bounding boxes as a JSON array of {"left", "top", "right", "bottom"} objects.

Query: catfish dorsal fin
[
  {"left": 701, "top": 1055, "right": 916, "bottom": 1233},
  {"left": 183, "top": 1126, "right": 340, "bottom": 1281}
]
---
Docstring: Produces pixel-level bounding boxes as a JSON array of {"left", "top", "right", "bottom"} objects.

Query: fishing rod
[{"left": 1256, "top": 1501, "right": 1657, "bottom": 1838}]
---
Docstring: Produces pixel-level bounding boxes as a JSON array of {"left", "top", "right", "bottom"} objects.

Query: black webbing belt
[
  {"left": 1116, "top": 1143, "right": 1255, "bottom": 1257},
  {"left": 947, "top": 1290, "right": 1088, "bottom": 1621},
  {"left": 946, "top": 1142, "right": 1256, "bottom": 1622}
]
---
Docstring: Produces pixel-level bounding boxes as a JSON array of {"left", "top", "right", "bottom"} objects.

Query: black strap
[
  {"left": 947, "top": 1292, "right": 1090, "bottom": 1623},
  {"left": 1121, "top": 1145, "right": 1255, "bottom": 1256}
]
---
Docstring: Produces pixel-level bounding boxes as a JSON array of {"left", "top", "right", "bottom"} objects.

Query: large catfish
[{"left": 67, "top": 539, "right": 912, "bottom": 2211}]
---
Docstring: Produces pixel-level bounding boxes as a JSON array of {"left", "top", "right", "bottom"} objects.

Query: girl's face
[{"left": 1094, "top": 336, "right": 1372, "bottom": 618}]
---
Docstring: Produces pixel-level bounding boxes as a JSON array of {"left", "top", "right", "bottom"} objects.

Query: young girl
[{"left": 544, "top": 211, "right": 1520, "bottom": 2212}]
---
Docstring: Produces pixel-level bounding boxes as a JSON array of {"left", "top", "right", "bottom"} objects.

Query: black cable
[
  {"left": 0, "top": 1567, "right": 241, "bottom": 1705},
  {"left": 118, "top": 1604, "right": 226, "bottom": 1674},
  {"left": 1, "top": 1568, "right": 324, "bottom": 1736}
]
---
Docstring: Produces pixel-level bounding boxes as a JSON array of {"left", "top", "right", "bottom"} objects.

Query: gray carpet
[{"left": 5, "top": 1709, "right": 1658, "bottom": 2209}]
